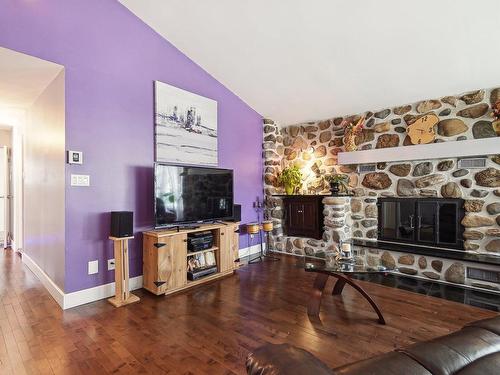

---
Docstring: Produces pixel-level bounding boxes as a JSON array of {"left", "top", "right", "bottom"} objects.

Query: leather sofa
[{"left": 246, "top": 315, "right": 500, "bottom": 375}]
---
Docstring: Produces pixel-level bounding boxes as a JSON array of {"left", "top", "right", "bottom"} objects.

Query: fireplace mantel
[{"left": 338, "top": 137, "right": 500, "bottom": 165}]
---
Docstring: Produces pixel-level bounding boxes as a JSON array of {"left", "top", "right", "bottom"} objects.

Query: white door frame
[
  {"left": 0, "top": 121, "right": 23, "bottom": 252},
  {"left": 0, "top": 146, "right": 9, "bottom": 247}
]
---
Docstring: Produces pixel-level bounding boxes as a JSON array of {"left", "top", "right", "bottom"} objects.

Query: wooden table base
[{"left": 307, "top": 272, "right": 385, "bottom": 324}]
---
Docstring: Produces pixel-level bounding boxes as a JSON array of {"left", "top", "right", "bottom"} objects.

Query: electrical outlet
[
  {"left": 88, "top": 260, "right": 98, "bottom": 275},
  {"left": 107, "top": 258, "right": 115, "bottom": 271}
]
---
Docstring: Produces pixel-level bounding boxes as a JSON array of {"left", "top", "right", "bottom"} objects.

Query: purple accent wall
[{"left": 0, "top": 0, "right": 263, "bottom": 293}]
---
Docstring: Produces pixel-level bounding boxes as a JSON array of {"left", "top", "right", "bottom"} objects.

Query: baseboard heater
[{"left": 467, "top": 267, "right": 500, "bottom": 284}]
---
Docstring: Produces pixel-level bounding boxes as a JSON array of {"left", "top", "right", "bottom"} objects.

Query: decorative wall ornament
[
  {"left": 406, "top": 113, "right": 439, "bottom": 144},
  {"left": 492, "top": 100, "right": 500, "bottom": 135},
  {"left": 154, "top": 81, "right": 218, "bottom": 165},
  {"left": 342, "top": 116, "right": 365, "bottom": 152}
]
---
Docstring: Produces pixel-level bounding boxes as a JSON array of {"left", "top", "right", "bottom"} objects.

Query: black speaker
[
  {"left": 110, "top": 211, "right": 133, "bottom": 238},
  {"left": 229, "top": 204, "right": 241, "bottom": 222}
]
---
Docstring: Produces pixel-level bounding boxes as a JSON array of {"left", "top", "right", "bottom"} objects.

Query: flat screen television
[{"left": 154, "top": 164, "right": 234, "bottom": 227}]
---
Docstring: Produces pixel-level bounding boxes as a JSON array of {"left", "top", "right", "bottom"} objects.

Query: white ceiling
[
  {"left": 121, "top": 0, "right": 500, "bottom": 125},
  {"left": 0, "top": 47, "right": 63, "bottom": 110}
]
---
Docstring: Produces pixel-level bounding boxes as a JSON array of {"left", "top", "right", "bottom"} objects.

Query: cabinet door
[
  {"left": 284, "top": 198, "right": 322, "bottom": 239},
  {"left": 231, "top": 225, "right": 240, "bottom": 265},
  {"left": 219, "top": 226, "right": 234, "bottom": 273},
  {"left": 417, "top": 201, "right": 437, "bottom": 244},
  {"left": 288, "top": 201, "right": 304, "bottom": 229},
  {"left": 301, "top": 201, "right": 318, "bottom": 233},
  {"left": 157, "top": 234, "right": 187, "bottom": 292}
]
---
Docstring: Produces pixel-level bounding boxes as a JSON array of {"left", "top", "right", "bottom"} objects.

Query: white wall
[
  {"left": 0, "top": 129, "right": 12, "bottom": 147},
  {"left": 24, "top": 70, "right": 65, "bottom": 290}
]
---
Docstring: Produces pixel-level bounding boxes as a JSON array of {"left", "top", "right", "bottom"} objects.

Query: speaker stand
[{"left": 108, "top": 236, "right": 140, "bottom": 307}]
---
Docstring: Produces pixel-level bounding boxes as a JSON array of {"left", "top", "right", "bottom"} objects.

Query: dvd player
[
  {"left": 187, "top": 266, "right": 218, "bottom": 281},
  {"left": 188, "top": 231, "right": 213, "bottom": 252}
]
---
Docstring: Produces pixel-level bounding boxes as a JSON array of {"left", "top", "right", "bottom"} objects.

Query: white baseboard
[
  {"left": 64, "top": 275, "right": 143, "bottom": 309},
  {"left": 23, "top": 244, "right": 260, "bottom": 310},
  {"left": 22, "top": 252, "right": 66, "bottom": 308},
  {"left": 238, "top": 243, "right": 265, "bottom": 262},
  {"left": 22, "top": 252, "right": 142, "bottom": 310}
]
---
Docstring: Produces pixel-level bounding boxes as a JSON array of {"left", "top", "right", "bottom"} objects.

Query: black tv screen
[{"left": 154, "top": 164, "right": 234, "bottom": 227}]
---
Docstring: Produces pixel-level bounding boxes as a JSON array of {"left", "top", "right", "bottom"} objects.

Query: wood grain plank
[{"left": 0, "top": 248, "right": 496, "bottom": 374}]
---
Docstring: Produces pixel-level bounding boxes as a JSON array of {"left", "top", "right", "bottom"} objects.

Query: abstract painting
[{"left": 154, "top": 81, "right": 218, "bottom": 165}]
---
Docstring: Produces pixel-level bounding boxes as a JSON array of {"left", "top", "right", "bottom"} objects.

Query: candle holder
[
  {"left": 339, "top": 238, "right": 354, "bottom": 262},
  {"left": 248, "top": 221, "right": 280, "bottom": 264}
]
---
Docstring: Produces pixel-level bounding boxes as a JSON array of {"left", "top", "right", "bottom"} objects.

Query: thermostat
[{"left": 67, "top": 150, "right": 83, "bottom": 164}]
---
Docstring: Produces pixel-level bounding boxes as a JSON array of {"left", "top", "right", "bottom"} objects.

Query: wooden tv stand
[{"left": 142, "top": 222, "right": 240, "bottom": 295}]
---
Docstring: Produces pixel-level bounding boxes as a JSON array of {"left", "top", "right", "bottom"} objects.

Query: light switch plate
[
  {"left": 88, "top": 260, "right": 98, "bottom": 275},
  {"left": 107, "top": 258, "right": 115, "bottom": 271},
  {"left": 71, "top": 174, "right": 90, "bottom": 187}
]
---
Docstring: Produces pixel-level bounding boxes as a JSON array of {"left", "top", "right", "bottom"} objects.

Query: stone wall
[{"left": 263, "top": 87, "right": 500, "bottom": 260}]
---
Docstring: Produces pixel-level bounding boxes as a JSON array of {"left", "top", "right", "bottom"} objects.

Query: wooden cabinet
[
  {"left": 142, "top": 233, "right": 187, "bottom": 294},
  {"left": 143, "top": 222, "right": 240, "bottom": 295},
  {"left": 283, "top": 196, "right": 324, "bottom": 239}
]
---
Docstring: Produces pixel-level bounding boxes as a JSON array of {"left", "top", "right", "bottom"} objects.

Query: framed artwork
[{"left": 154, "top": 81, "right": 218, "bottom": 165}]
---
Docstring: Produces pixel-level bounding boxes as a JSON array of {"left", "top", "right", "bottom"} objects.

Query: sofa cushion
[
  {"left": 333, "top": 351, "right": 431, "bottom": 375},
  {"left": 246, "top": 343, "right": 333, "bottom": 375},
  {"left": 399, "top": 326, "right": 500, "bottom": 375},
  {"left": 465, "top": 315, "right": 500, "bottom": 336}
]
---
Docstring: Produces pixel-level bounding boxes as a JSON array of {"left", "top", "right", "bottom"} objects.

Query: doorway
[
  {"left": 0, "top": 46, "right": 65, "bottom": 292},
  {"left": 0, "top": 128, "right": 12, "bottom": 248}
]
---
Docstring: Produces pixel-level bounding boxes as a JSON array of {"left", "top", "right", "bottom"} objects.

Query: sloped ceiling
[
  {"left": 0, "top": 47, "right": 63, "bottom": 110},
  {"left": 120, "top": 0, "right": 500, "bottom": 124}
]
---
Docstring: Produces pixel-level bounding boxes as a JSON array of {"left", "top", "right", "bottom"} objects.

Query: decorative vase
[
  {"left": 284, "top": 184, "right": 295, "bottom": 195},
  {"left": 329, "top": 181, "right": 340, "bottom": 195}
]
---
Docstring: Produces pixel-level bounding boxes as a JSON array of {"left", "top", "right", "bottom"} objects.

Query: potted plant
[
  {"left": 325, "top": 174, "right": 349, "bottom": 195},
  {"left": 278, "top": 166, "right": 302, "bottom": 195}
]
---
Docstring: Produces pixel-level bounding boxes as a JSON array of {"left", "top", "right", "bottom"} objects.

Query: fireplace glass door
[
  {"left": 378, "top": 198, "right": 464, "bottom": 250},
  {"left": 379, "top": 199, "right": 415, "bottom": 242},
  {"left": 437, "top": 202, "right": 461, "bottom": 247},
  {"left": 416, "top": 201, "right": 436, "bottom": 244},
  {"left": 398, "top": 200, "right": 415, "bottom": 241}
]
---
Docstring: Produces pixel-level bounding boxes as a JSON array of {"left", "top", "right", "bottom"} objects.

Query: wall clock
[{"left": 407, "top": 113, "right": 439, "bottom": 144}]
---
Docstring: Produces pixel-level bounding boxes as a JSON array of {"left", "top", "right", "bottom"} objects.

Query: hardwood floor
[{"left": 0, "top": 249, "right": 497, "bottom": 374}]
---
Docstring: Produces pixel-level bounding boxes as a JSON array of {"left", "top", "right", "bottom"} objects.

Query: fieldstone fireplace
[{"left": 263, "top": 86, "right": 500, "bottom": 292}]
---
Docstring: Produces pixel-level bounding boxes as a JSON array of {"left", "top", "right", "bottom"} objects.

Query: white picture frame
[{"left": 154, "top": 81, "right": 218, "bottom": 165}]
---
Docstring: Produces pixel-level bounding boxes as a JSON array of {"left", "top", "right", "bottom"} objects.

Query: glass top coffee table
[{"left": 304, "top": 254, "right": 396, "bottom": 324}]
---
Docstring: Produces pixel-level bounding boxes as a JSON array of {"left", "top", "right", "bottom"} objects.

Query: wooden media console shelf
[{"left": 142, "top": 222, "right": 240, "bottom": 295}]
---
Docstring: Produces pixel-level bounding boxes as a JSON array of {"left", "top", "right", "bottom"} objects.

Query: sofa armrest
[{"left": 465, "top": 316, "right": 500, "bottom": 335}]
